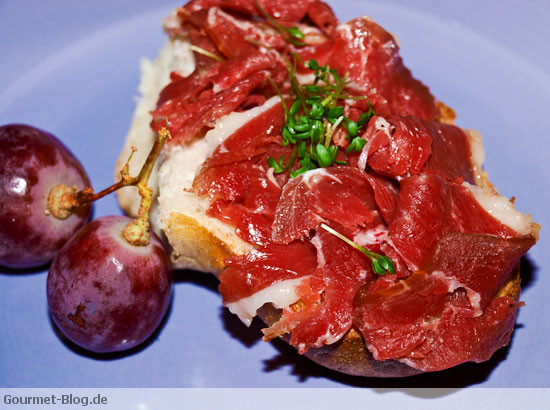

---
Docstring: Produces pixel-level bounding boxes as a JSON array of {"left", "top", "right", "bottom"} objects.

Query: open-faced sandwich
[{"left": 116, "top": 0, "right": 539, "bottom": 377}]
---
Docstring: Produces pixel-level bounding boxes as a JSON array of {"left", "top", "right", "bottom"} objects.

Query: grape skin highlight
[
  {"left": 0, "top": 124, "right": 91, "bottom": 268},
  {"left": 47, "top": 215, "right": 173, "bottom": 353}
]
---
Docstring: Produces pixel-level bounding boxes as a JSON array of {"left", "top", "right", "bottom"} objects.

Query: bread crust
[{"left": 164, "top": 212, "right": 235, "bottom": 273}]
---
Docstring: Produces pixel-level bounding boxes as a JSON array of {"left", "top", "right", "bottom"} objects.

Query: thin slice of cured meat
[
  {"left": 363, "top": 115, "right": 475, "bottom": 183},
  {"left": 207, "top": 201, "right": 274, "bottom": 246},
  {"left": 205, "top": 162, "right": 282, "bottom": 247},
  {"left": 193, "top": 104, "right": 287, "bottom": 202},
  {"left": 182, "top": 0, "right": 311, "bottom": 23},
  {"left": 182, "top": 7, "right": 286, "bottom": 58},
  {"left": 355, "top": 270, "right": 453, "bottom": 361},
  {"left": 272, "top": 167, "right": 377, "bottom": 244},
  {"left": 421, "top": 232, "right": 535, "bottom": 312},
  {"left": 364, "top": 171, "right": 399, "bottom": 224},
  {"left": 354, "top": 232, "right": 533, "bottom": 371},
  {"left": 328, "top": 17, "right": 438, "bottom": 121},
  {"left": 305, "top": 0, "right": 338, "bottom": 35},
  {"left": 185, "top": 23, "right": 224, "bottom": 72},
  {"left": 219, "top": 241, "right": 318, "bottom": 303},
  {"left": 158, "top": 51, "right": 276, "bottom": 109},
  {"left": 270, "top": 226, "right": 376, "bottom": 353},
  {"left": 355, "top": 270, "right": 523, "bottom": 371},
  {"left": 401, "top": 296, "right": 521, "bottom": 371},
  {"left": 423, "top": 121, "right": 475, "bottom": 184},
  {"left": 152, "top": 70, "right": 270, "bottom": 143},
  {"left": 363, "top": 116, "right": 431, "bottom": 179},
  {"left": 388, "top": 174, "right": 520, "bottom": 270}
]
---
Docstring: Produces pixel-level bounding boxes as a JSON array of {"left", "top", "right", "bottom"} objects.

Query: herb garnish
[
  {"left": 189, "top": 45, "right": 223, "bottom": 62},
  {"left": 268, "top": 57, "right": 376, "bottom": 178},
  {"left": 320, "top": 224, "right": 396, "bottom": 276}
]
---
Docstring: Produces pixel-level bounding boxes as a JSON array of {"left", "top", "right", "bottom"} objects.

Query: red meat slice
[
  {"left": 365, "top": 116, "right": 432, "bottom": 179},
  {"left": 364, "top": 171, "right": 399, "bottom": 224},
  {"left": 423, "top": 121, "right": 475, "bottom": 184},
  {"left": 421, "top": 233, "right": 535, "bottom": 312},
  {"left": 306, "top": 0, "right": 338, "bottom": 35},
  {"left": 182, "top": 0, "right": 311, "bottom": 22},
  {"left": 181, "top": 7, "right": 287, "bottom": 57},
  {"left": 275, "top": 227, "right": 376, "bottom": 353},
  {"left": 152, "top": 70, "right": 270, "bottom": 143},
  {"left": 388, "top": 174, "right": 519, "bottom": 270},
  {"left": 403, "top": 297, "right": 522, "bottom": 371},
  {"left": 219, "top": 241, "right": 318, "bottom": 303},
  {"left": 354, "top": 233, "right": 534, "bottom": 371},
  {"left": 363, "top": 115, "right": 474, "bottom": 183},
  {"left": 272, "top": 167, "right": 377, "bottom": 244},
  {"left": 207, "top": 201, "right": 274, "bottom": 246},
  {"left": 193, "top": 103, "right": 287, "bottom": 202},
  {"left": 328, "top": 17, "right": 438, "bottom": 121}
]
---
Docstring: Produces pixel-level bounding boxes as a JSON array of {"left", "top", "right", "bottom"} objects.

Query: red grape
[
  {"left": 47, "top": 215, "right": 172, "bottom": 353},
  {"left": 0, "top": 124, "right": 91, "bottom": 268}
]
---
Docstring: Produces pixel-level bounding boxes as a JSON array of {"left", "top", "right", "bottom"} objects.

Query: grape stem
[{"left": 46, "top": 127, "right": 171, "bottom": 246}]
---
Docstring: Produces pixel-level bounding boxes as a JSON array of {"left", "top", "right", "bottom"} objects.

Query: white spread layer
[
  {"left": 158, "top": 97, "right": 281, "bottom": 268},
  {"left": 226, "top": 276, "right": 311, "bottom": 327},
  {"left": 159, "top": 95, "right": 279, "bottom": 195},
  {"left": 464, "top": 182, "right": 533, "bottom": 235},
  {"left": 116, "top": 37, "right": 195, "bottom": 235}
]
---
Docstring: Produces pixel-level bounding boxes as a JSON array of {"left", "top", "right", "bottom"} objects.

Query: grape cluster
[{"left": 0, "top": 124, "right": 173, "bottom": 353}]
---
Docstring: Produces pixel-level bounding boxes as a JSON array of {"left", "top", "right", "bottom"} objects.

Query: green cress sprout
[
  {"left": 189, "top": 45, "right": 223, "bottom": 62},
  {"left": 320, "top": 224, "right": 396, "bottom": 276},
  {"left": 267, "top": 57, "right": 377, "bottom": 178}
]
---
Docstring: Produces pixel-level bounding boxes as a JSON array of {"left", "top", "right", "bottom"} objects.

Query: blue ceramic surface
[{"left": 1, "top": 0, "right": 549, "bottom": 389}]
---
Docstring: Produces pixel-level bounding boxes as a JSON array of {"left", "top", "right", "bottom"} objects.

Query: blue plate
[{"left": 1, "top": 0, "right": 548, "bottom": 388}]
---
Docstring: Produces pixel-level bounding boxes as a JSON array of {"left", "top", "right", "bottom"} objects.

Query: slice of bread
[{"left": 116, "top": 33, "right": 534, "bottom": 377}]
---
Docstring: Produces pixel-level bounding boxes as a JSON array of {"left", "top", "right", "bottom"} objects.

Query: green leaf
[
  {"left": 288, "top": 26, "right": 305, "bottom": 39},
  {"left": 346, "top": 136, "right": 367, "bottom": 153},
  {"left": 283, "top": 130, "right": 297, "bottom": 144},
  {"left": 308, "top": 59, "right": 321, "bottom": 71},
  {"left": 268, "top": 154, "right": 286, "bottom": 173},
  {"left": 327, "top": 106, "right": 344, "bottom": 119},
  {"left": 267, "top": 155, "right": 277, "bottom": 168},
  {"left": 298, "top": 141, "right": 308, "bottom": 157},
  {"left": 290, "top": 167, "right": 308, "bottom": 178},
  {"left": 305, "top": 85, "right": 322, "bottom": 93},
  {"left": 372, "top": 259, "right": 386, "bottom": 275},
  {"left": 289, "top": 100, "right": 300, "bottom": 116},
  {"left": 295, "top": 130, "right": 312, "bottom": 140},
  {"left": 315, "top": 144, "right": 333, "bottom": 167},
  {"left": 330, "top": 146, "right": 339, "bottom": 162},
  {"left": 293, "top": 123, "right": 310, "bottom": 133},
  {"left": 311, "top": 120, "right": 324, "bottom": 142},
  {"left": 309, "top": 102, "right": 324, "bottom": 119},
  {"left": 347, "top": 121, "right": 359, "bottom": 137}
]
